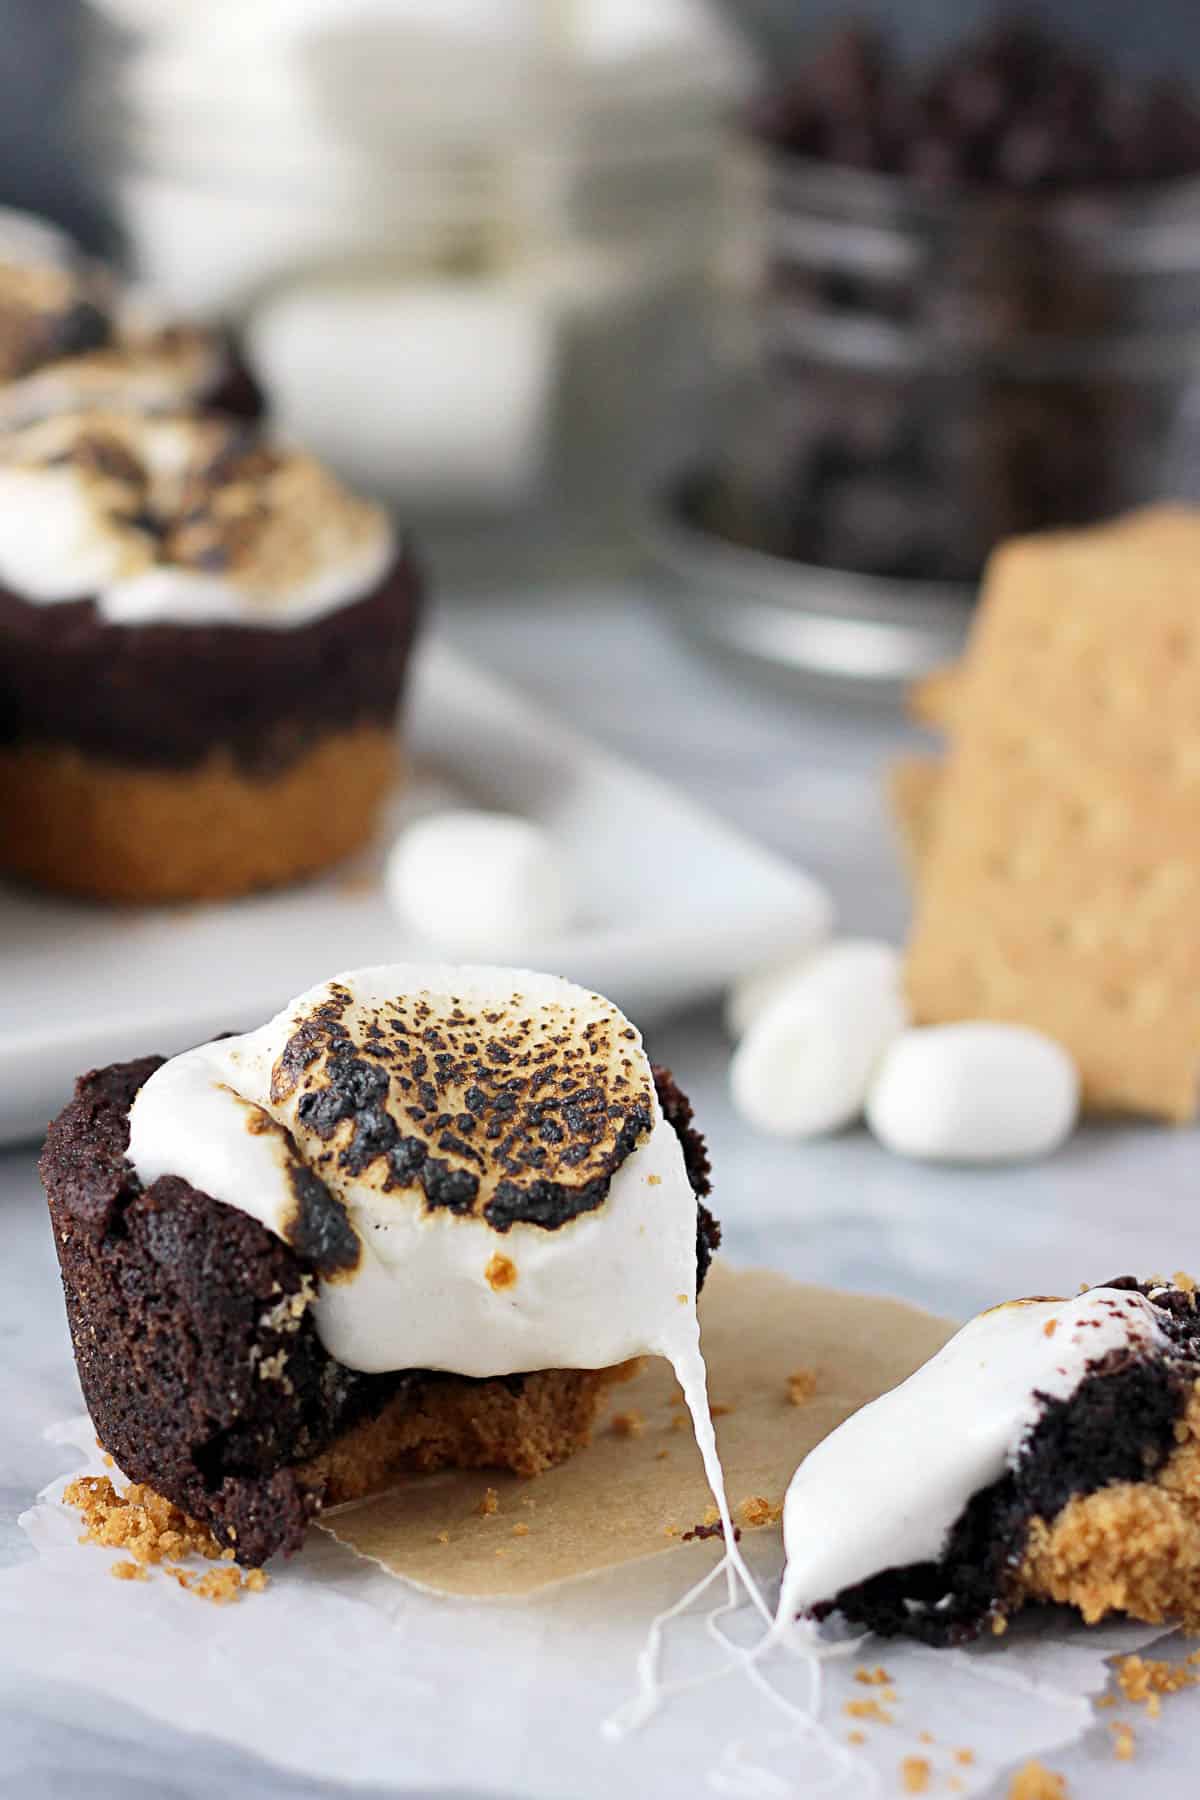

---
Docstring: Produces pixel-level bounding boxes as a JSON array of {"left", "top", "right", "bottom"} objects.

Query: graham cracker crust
[
  {"left": 1018, "top": 1383, "right": 1200, "bottom": 1628},
  {"left": 303, "top": 1360, "right": 641, "bottom": 1505},
  {"left": 1, "top": 724, "right": 400, "bottom": 902}
]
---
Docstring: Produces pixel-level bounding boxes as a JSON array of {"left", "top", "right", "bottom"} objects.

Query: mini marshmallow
[
  {"left": 866, "top": 1023, "right": 1080, "bottom": 1164},
  {"left": 729, "top": 940, "right": 907, "bottom": 1138},
  {"left": 385, "top": 811, "right": 571, "bottom": 958}
]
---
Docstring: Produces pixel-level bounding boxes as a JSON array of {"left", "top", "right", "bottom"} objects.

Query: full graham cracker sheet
[
  {"left": 321, "top": 1263, "right": 953, "bottom": 1598},
  {"left": 903, "top": 505, "right": 1200, "bottom": 1122}
]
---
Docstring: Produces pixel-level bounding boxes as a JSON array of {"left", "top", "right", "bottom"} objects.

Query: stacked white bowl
[{"left": 85, "top": 0, "right": 749, "bottom": 532}]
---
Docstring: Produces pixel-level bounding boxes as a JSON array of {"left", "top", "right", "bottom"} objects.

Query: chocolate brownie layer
[
  {"left": 41, "top": 1054, "right": 718, "bottom": 1565},
  {"left": 0, "top": 548, "right": 421, "bottom": 775},
  {"left": 820, "top": 1279, "right": 1200, "bottom": 1645}
]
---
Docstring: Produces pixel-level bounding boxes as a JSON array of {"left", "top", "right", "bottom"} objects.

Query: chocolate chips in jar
[{"left": 709, "top": 18, "right": 1200, "bottom": 584}]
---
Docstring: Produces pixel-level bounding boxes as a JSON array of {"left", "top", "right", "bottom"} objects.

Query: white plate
[{"left": 0, "top": 639, "right": 827, "bottom": 1145}]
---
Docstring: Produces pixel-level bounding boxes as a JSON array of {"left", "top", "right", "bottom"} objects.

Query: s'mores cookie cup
[
  {"left": 0, "top": 206, "right": 262, "bottom": 426},
  {"left": 779, "top": 1279, "right": 1200, "bottom": 1644},
  {"left": 39, "top": 966, "right": 719, "bottom": 1566},
  {"left": 0, "top": 412, "right": 420, "bottom": 901}
]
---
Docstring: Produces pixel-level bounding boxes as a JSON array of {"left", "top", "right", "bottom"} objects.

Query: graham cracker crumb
[
  {"left": 1174, "top": 1271, "right": 1197, "bottom": 1295},
  {"left": 435, "top": 1531, "right": 450, "bottom": 1545},
  {"left": 511, "top": 1523, "right": 529, "bottom": 1537},
  {"left": 918, "top": 1731, "right": 935, "bottom": 1745},
  {"left": 485, "top": 1253, "right": 517, "bottom": 1292},
  {"left": 900, "top": 1757, "right": 931, "bottom": 1794},
  {"left": 65, "top": 1473, "right": 273, "bottom": 1603},
  {"left": 647, "top": 1174, "right": 661, "bottom": 1186},
  {"left": 1043, "top": 1320, "right": 1058, "bottom": 1338},
  {"left": 610, "top": 1411, "right": 644, "bottom": 1438},
  {"left": 191, "top": 1568, "right": 247, "bottom": 1604},
  {"left": 786, "top": 1369, "right": 818, "bottom": 1406},
  {"left": 109, "top": 1560, "right": 147, "bottom": 1582},
  {"left": 711, "top": 1404, "right": 733, "bottom": 1417},
  {"left": 476, "top": 1487, "right": 500, "bottom": 1517},
  {"left": 655, "top": 1449, "right": 670, "bottom": 1461},
  {"left": 670, "top": 1414, "right": 689, "bottom": 1433},
  {"left": 844, "top": 1699, "right": 893, "bottom": 1725},
  {"left": 1008, "top": 1763, "right": 1067, "bottom": 1800},
  {"left": 847, "top": 1730, "right": 866, "bottom": 1746},
  {"left": 1114, "top": 1652, "right": 1199, "bottom": 1705},
  {"left": 955, "top": 1749, "right": 975, "bottom": 1765},
  {"left": 855, "top": 1665, "right": 894, "bottom": 1686},
  {"left": 739, "top": 1495, "right": 783, "bottom": 1529},
  {"left": 1110, "top": 1721, "right": 1136, "bottom": 1761}
]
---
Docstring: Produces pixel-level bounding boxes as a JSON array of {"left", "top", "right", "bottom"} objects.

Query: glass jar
[{"left": 704, "top": 141, "right": 1200, "bottom": 585}]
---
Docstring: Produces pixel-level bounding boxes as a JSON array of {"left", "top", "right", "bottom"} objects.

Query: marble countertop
[{"left": 3, "top": 578, "right": 1197, "bottom": 1797}]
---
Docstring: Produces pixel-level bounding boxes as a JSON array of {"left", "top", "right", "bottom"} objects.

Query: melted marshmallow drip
[{"left": 604, "top": 1309, "right": 774, "bottom": 1739}]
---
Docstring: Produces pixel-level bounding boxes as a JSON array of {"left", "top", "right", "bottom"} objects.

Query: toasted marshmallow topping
[
  {"left": 127, "top": 965, "right": 700, "bottom": 1376},
  {"left": 0, "top": 412, "right": 393, "bottom": 626},
  {"left": 0, "top": 209, "right": 229, "bottom": 426},
  {"left": 779, "top": 1288, "right": 1174, "bottom": 1619}
]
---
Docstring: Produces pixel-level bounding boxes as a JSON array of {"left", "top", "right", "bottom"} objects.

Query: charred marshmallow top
[
  {"left": 127, "top": 966, "right": 702, "bottom": 1377},
  {"left": 0, "top": 412, "right": 393, "bottom": 626},
  {"left": 779, "top": 1288, "right": 1175, "bottom": 1618}
]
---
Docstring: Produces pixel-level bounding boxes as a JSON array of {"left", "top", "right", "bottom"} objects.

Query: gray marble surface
[{"left": 3, "top": 578, "right": 1198, "bottom": 1796}]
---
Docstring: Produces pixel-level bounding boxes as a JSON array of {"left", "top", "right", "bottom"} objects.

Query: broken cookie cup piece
[
  {"left": 39, "top": 965, "right": 719, "bottom": 1565},
  {"left": 778, "top": 1277, "right": 1200, "bottom": 1644},
  {"left": 0, "top": 411, "right": 420, "bottom": 902}
]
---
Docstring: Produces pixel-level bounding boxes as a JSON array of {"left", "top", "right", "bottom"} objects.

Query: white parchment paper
[{"left": 0, "top": 1420, "right": 1178, "bottom": 1798}]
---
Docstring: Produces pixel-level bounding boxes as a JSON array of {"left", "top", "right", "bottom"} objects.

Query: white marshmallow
[
  {"left": 866, "top": 1024, "right": 1080, "bottom": 1164},
  {"left": 779, "top": 1288, "right": 1172, "bottom": 1619},
  {"left": 385, "top": 811, "right": 571, "bottom": 957},
  {"left": 127, "top": 963, "right": 698, "bottom": 1380},
  {"left": 729, "top": 940, "right": 907, "bottom": 1138}
]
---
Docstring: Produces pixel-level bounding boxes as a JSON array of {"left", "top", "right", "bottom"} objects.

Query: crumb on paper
[
  {"left": 710, "top": 1404, "right": 733, "bottom": 1418},
  {"left": 847, "top": 1730, "right": 866, "bottom": 1746},
  {"left": 900, "top": 1757, "right": 931, "bottom": 1794},
  {"left": 855, "top": 1666, "right": 894, "bottom": 1687},
  {"left": 610, "top": 1411, "right": 644, "bottom": 1439},
  {"left": 435, "top": 1531, "right": 450, "bottom": 1545},
  {"left": 655, "top": 1449, "right": 670, "bottom": 1461},
  {"left": 670, "top": 1414, "right": 689, "bottom": 1433},
  {"left": 844, "top": 1699, "right": 893, "bottom": 1725},
  {"left": 1115, "top": 1652, "right": 1199, "bottom": 1706},
  {"left": 511, "top": 1523, "right": 529, "bottom": 1538},
  {"left": 476, "top": 1487, "right": 500, "bottom": 1518},
  {"left": 918, "top": 1730, "right": 934, "bottom": 1745},
  {"left": 954, "top": 1749, "right": 975, "bottom": 1766},
  {"left": 738, "top": 1496, "right": 782, "bottom": 1529},
  {"left": 786, "top": 1369, "right": 818, "bottom": 1406},
  {"left": 1008, "top": 1763, "right": 1067, "bottom": 1800},
  {"left": 64, "top": 1474, "right": 269, "bottom": 1604},
  {"left": 1110, "top": 1722, "right": 1136, "bottom": 1761},
  {"left": 677, "top": 1294, "right": 689, "bottom": 1305}
]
